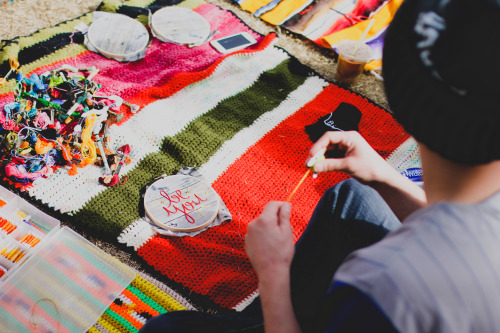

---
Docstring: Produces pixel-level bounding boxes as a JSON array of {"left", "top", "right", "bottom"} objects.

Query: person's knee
[
  {"left": 311, "top": 179, "right": 365, "bottom": 223},
  {"left": 322, "top": 179, "right": 369, "bottom": 207},
  {"left": 329, "top": 178, "right": 366, "bottom": 196},
  {"left": 321, "top": 179, "right": 397, "bottom": 226}
]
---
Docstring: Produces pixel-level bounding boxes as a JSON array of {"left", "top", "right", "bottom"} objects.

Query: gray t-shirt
[{"left": 335, "top": 191, "right": 500, "bottom": 333}]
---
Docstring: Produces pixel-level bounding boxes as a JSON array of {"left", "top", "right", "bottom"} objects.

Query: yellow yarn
[
  {"left": 86, "top": 327, "right": 99, "bottom": 333},
  {"left": 95, "top": 316, "right": 122, "bottom": 333},
  {"left": 132, "top": 275, "right": 186, "bottom": 311},
  {"left": 80, "top": 114, "right": 98, "bottom": 165}
]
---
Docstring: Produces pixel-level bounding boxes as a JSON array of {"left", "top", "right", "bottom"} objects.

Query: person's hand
[
  {"left": 245, "top": 202, "right": 294, "bottom": 280},
  {"left": 307, "top": 131, "right": 393, "bottom": 184},
  {"left": 246, "top": 203, "right": 302, "bottom": 333}
]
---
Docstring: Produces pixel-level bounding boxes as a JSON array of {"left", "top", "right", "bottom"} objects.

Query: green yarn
[
  {"left": 97, "top": 0, "right": 125, "bottom": 13},
  {"left": 130, "top": 277, "right": 183, "bottom": 311},
  {"left": 127, "top": 285, "right": 166, "bottom": 313},
  {"left": 104, "top": 309, "right": 139, "bottom": 333},
  {"left": 178, "top": 0, "right": 206, "bottom": 8}
]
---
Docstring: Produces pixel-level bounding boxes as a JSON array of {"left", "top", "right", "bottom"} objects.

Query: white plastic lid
[
  {"left": 336, "top": 39, "right": 373, "bottom": 63},
  {"left": 0, "top": 227, "right": 135, "bottom": 332},
  {"left": 87, "top": 13, "right": 150, "bottom": 59},
  {"left": 150, "top": 7, "right": 211, "bottom": 45}
]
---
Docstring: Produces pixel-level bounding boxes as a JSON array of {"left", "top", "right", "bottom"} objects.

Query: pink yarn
[
  {"left": 99, "top": 98, "right": 121, "bottom": 112},
  {"left": 0, "top": 111, "right": 6, "bottom": 125},
  {"left": 0, "top": 94, "right": 13, "bottom": 109},
  {"left": 3, "top": 118, "right": 16, "bottom": 131},
  {"left": 5, "top": 162, "right": 50, "bottom": 180},
  {"left": 37, "top": 4, "right": 263, "bottom": 104},
  {"left": 99, "top": 174, "right": 128, "bottom": 187},
  {"left": 34, "top": 112, "right": 51, "bottom": 129}
]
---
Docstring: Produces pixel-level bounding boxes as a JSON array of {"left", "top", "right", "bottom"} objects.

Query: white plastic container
[{"left": 0, "top": 186, "right": 135, "bottom": 332}]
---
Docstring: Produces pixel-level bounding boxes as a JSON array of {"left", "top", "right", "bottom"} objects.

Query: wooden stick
[{"left": 286, "top": 169, "right": 311, "bottom": 202}]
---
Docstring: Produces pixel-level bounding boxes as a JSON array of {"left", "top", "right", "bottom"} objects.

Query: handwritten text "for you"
[{"left": 160, "top": 190, "right": 208, "bottom": 223}]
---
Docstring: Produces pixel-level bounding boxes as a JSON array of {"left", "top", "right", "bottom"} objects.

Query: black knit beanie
[{"left": 383, "top": 0, "right": 500, "bottom": 164}]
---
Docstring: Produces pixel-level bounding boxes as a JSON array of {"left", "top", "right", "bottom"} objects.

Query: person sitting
[{"left": 140, "top": 0, "right": 500, "bottom": 331}]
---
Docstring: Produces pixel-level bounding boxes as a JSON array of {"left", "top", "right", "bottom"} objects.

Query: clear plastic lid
[{"left": 0, "top": 227, "right": 135, "bottom": 332}]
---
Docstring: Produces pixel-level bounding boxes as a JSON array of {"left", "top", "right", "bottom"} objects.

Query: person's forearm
[
  {"left": 259, "top": 269, "right": 302, "bottom": 333},
  {"left": 369, "top": 167, "right": 427, "bottom": 221}
]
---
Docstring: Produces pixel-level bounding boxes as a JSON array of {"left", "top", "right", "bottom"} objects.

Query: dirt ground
[{"left": 0, "top": 0, "right": 389, "bottom": 270}]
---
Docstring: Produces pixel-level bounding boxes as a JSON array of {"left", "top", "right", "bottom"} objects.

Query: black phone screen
[{"left": 218, "top": 34, "right": 252, "bottom": 49}]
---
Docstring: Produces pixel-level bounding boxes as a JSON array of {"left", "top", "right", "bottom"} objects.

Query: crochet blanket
[{"left": 0, "top": 0, "right": 419, "bottom": 312}]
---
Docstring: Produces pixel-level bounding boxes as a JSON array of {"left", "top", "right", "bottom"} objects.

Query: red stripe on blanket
[
  {"left": 125, "top": 33, "right": 277, "bottom": 121},
  {"left": 137, "top": 83, "right": 409, "bottom": 309},
  {"left": 0, "top": 4, "right": 263, "bottom": 124}
]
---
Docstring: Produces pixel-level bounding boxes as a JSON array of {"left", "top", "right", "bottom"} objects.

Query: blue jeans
[{"left": 140, "top": 179, "right": 401, "bottom": 333}]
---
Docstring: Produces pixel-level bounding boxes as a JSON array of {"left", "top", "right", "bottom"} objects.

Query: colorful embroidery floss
[
  {"left": 0, "top": 264, "right": 6, "bottom": 278},
  {"left": 19, "top": 233, "right": 41, "bottom": 247},
  {"left": 0, "top": 65, "right": 133, "bottom": 186},
  {"left": 99, "top": 144, "right": 131, "bottom": 187},
  {"left": 0, "top": 240, "right": 27, "bottom": 263},
  {"left": 0, "top": 217, "right": 17, "bottom": 235}
]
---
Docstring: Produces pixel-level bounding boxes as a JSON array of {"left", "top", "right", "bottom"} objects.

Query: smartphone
[{"left": 210, "top": 32, "right": 257, "bottom": 53}]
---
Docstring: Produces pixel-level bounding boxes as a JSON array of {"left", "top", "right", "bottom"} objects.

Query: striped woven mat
[
  {"left": 89, "top": 273, "right": 195, "bottom": 333},
  {"left": 0, "top": 0, "right": 420, "bottom": 315}
]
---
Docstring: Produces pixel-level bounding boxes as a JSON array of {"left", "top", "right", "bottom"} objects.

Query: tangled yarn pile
[{"left": 0, "top": 63, "right": 133, "bottom": 185}]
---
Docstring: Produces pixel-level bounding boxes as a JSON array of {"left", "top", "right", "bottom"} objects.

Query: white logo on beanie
[
  {"left": 414, "top": 12, "right": 445, "bottom": 73},
  {"left": 413, "top": 4, "right": 467, "bottom": 96}
]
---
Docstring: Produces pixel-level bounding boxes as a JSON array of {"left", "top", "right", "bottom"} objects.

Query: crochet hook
[
  {"left": 286, "top": 169, "right": 311, "bottom": 202},
  {"left": 286, "top": 150, "right": 325, "bottom": 202}
]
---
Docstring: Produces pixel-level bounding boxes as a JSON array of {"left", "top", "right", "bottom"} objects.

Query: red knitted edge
[
  {"left": 137, "top": 83, "right": 409, "bottom": 309},
  {"left": 119, "top": 33, "right": 277, "bottom": 125}
]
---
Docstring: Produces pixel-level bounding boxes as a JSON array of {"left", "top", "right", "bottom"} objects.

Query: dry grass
[{"left": 0, "top": 0, "right": 103, "bottom": 39}]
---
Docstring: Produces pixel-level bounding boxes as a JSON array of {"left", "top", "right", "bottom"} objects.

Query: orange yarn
[
  {"left": 68, "top": 163, "right": 78, "bottom": 176},
  {"left": 34, "top": 138, "right": 55, "bottom": 154}
]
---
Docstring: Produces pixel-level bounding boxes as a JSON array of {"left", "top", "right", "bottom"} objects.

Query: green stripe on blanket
[{"left": 73, "top": 59, "right": 308, "bottom": 239}]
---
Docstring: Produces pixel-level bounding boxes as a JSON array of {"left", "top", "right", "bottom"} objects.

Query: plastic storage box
[{"left": 0, "top": 186, "right": 135, "bottom": 332}]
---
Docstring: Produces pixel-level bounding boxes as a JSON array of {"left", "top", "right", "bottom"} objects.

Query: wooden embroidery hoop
[
  {"left": 150, "top": 7, "right": 211, "bottom": 45},
  {"left": 87, "top": 13, "right": 150, "bottom": 60},
  {"left": 144, "top": 175, "right": 220, "bottom": 232}
]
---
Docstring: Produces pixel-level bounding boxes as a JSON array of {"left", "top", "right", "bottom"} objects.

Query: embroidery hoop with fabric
[
  {"left": 149, "top": 7, "right": 212, "bottom": 45},
  {"left": 86, "top": 12, "right": 150, "bottom": 62},
  {"left": 144, "top": 174, "right": 220, "bottom": 232}
]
